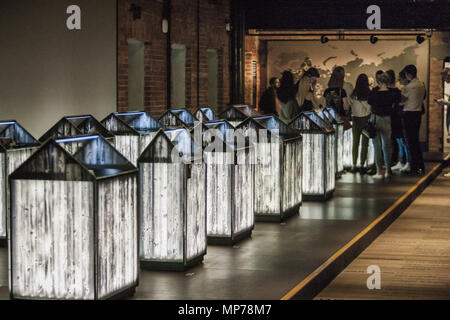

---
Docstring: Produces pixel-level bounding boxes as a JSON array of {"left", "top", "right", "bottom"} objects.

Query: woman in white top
[{"left": 348, "top": 74, "right": 372, "bottom": 173}]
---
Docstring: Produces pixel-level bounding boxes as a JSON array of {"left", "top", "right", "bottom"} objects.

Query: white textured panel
[
  {"left": 140, "top": 163, "right": 184, "bottom": 262},
  {"left": 7, "top": 148, "right": 37, "bottom": 176},
  {"left": 336, "top": 124, "right": 344, "bottom": 173},
  {"left": 326, "top": 134, "right": 336, "bottom": 193},
  {"left": 254, "top": 142, "right": 281, "bottom": 214},
  {"left": 11, "top": 180, "right": 94, "bottom": 300},
  {"left": 186, "top": 163, "right": 206, "bottom": 261},
  {"left": 234, "top": 149, "right": 254, "bottom": 234},
  {"left": 114, "top": 135, "right": 140, "bottom": 166},
  {"left": 139, "top": 133, "right": 158, "bottom": 156},
  {"left": 282, "top": 139, "right": 302, "bottom": 211},
  {"left": 302, "top": 134, "right": 325, "bottom": 195},
  {"left": 97, "top": 175, "right": 138, "bottom": 299},
  {"left": 206, "top": 152, "right": 232, "bottom": 237},
  {"left": 0, "top": 153, "right": 5, "bottom": 238}
]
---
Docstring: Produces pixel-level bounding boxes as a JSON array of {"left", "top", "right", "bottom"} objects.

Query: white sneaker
[
  {"left": 391, "top": 162, "right": 404, "bottom": 171},
  {"left": 374, "top": 174, "right": 384, "bottom": 179},
  {"left": 400, "top": 163, "right": 411, "bottom": 172},
  {"left": 444, "top": 172, "right": 450, "bottom": 178}
]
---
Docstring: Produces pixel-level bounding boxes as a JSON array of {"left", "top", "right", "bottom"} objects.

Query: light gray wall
[
  {"left": 128, "top": 39, "right": 145, "bottom": 109},
  {"left": 171, "top": 44, "right": 186, "bottom": 109},
  {"left": 0, "top": 0, "right": 117, "bottom": 139}
]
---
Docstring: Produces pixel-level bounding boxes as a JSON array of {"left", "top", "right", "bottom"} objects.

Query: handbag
[{"left": 362, "top": 116, "right": 377, "bottom": 139}]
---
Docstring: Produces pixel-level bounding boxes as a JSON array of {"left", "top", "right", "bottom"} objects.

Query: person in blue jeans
[
  {"left": 436, "top": 67, "right": 450, "bottom": 178},
  {"left": 368, "top": 72, "right": 401, "bottom": 179},
  {"left": 391, "top": 70, "right": 411, "bottom": 172}
]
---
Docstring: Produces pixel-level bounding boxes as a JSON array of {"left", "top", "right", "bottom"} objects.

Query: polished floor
[
  {"left": 316, "top": 170, "right": 450, "bottom": 300},
  {"left": 0, "top": 164, "right": 437, "bottom": 300}
]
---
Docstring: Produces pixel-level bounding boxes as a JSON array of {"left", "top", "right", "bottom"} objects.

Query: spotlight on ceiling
[
  {"left": 416, "top": 35, "right": 425, "bottom": 44},
  {"left": 370, "top": 35, "right": 378, "bottom": 44},
  {"left": 321, "top": 35, "right": 329, "bottom": 44}
]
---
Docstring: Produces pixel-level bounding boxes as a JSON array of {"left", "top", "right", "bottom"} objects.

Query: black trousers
[{"left": 402, "top": 111, "right": 425, "bottom": 171}]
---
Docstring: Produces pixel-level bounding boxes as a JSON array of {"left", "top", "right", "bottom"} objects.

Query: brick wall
[
  {"left": 429, "top": 31, "right": 450, "bottom": 152},
  {"left": 118, "top": 0, "right": 231, "bottom": 118}
]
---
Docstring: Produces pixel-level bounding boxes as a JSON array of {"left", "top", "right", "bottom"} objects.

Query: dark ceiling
[{"left": 243, "top": 0, "right": 450, "bottom": 30}]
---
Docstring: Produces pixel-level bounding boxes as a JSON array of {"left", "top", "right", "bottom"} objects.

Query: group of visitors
[{"left": 259, "top": 64, "right": 429, "bottom": 178}]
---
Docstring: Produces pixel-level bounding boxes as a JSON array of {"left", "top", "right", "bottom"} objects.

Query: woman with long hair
[
  {"left": 324, "top": 66, "right": 351, "bottom": 116},
  {"left": 296, "top": 76, "right": 322, "bottom": 112},
  {"left": 277, "top": 70, "right": 300, "bottom": 123},
  {"left": 368, "top": 72, "right": 401, "bottom": 178},
  {"left": 349, "top": 74, "right": 371, "bottom": 173}
]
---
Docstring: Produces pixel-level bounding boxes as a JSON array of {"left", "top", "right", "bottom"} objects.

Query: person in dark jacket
[
  {"left": 368, "top": 72, "right": 401, "bottom": 179},
  {"left": 259, "top": 77, "right": 280, "bottom": 115},
  {"left": 278, "top": 71, "right": 300, "bottom": 124}
]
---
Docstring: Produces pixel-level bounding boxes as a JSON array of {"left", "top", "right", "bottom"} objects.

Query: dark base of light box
[
  {"left": 0, "top": 238, "right": 6, "bottom": 248},
  {"left": 303, "top": 190, "right": 334, "bottom": 202},
  {"left": 140, "top": 255, "right": 205, "bottom": 272},
  {"left": 11, "top": 285, "right": 137, "bottom": 300},
  {"left": 255, "top": 203, "right": 301, "bottom": 223},
  {"left": 208, "top": 228, "right": 253, "bottom": 246}
]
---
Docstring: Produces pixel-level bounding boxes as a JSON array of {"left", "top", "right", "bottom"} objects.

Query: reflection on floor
[
  {"left": 316, "top": 171, "right": 450, "bottom": 300},
  {"left": 0, "top": 163, "right": 437, "bottom": 300}
]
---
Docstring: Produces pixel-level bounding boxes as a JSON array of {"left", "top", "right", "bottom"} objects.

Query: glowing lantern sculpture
[
  {"left": 194, "top": 107, "right": 219, "bottom": 122},
  {"left": 203, "top": 120, "right": 254, "bottom": 245},
  {"left": 318, "top": 108, "right": 344, "bottom": 177},
  {"left": 139, "top": 128, "right": 207, "bottom": 270},
  {"left": 237, "top": 115, "right": 302, "bottom": 221},
  {"left": 342, "top": 129, "right": 375, "bottom": 169},
  {"left": 219, "top": 105, "right": 261, "bottom": 127},
  {"left": 159, "top": 108, "right": 198, "bottom": 128},
  {"left": 65, "top": 115, "right": 115, "bottom": 145},
  {"left": 290, "top": 112, "right": 336, "bottom": 201},
  {"left": 102, "top": 111, "right": 162, "bottom": 166},
  {"left": 9, "top": 135, "right": 138, "bottom": 299},
  {"left": 39, "top": 117, "right": 83, "bottom": 142},
  {"left": 0, "top": 120, "right": 40, "bottom": 247}
]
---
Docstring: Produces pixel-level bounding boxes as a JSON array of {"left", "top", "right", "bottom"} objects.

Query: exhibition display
[
  {"left": 219, "top": 105, "right": 260, "bottom": 127},
  {"left": 194, "top": 107, "right": 219, "bottom": 123},
  {"left": 290, "top": 112, "right": 336, "bottom": 200},
  {"left": 203, "top": 120, "right": 254, "bottom": 245},
  {"left": 159, "top": 108, "right": 198, "bottom": 128},
  {"left": 38, "top": 118, "right": 83, "bottom": 142},
  {"left": 9, "top": 135, "right": 138, "bottom": 300},
  {"left": 0, "top": 120, "right": 40, "bottom": 246},
  {"left": 138, "top": 128, "right": 206, "bottom": 271},
  {"left": 319, "top": 108, "right": 345, "bottom": 177}
]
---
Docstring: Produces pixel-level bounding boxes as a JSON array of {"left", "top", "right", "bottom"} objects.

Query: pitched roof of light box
[{"left": 0, "top": 120, "right": 40, "bottom": 150}]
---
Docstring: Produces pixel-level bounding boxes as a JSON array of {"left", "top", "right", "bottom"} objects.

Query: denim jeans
[
  {"left": 396, "top": 138, "right": 410, "bottom": 164},
  {"left": 371, "top": 115, "right": 392, "bottom": 169}
]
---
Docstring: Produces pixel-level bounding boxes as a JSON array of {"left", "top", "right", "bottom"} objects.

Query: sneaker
[
  {"left": 444, "top": 172, "right": 450, "bottom": 178},
  {"left": 391, "top": 162, "right": 404, "bottom": 171},
  {"left": 373, "top": 174, "right": 384, "bottom": 179},
  {"left": 400, "top": 163, "right": 411, "bottom": 173}
]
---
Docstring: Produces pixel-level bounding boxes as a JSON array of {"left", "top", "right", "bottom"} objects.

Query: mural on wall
[{"left": 267, "top": 40, "right": 430, "bottom": 142}]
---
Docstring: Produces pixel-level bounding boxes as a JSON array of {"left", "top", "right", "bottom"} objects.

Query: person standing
[
  {"left": 368, "top": 72, "right": 401, "bottom": 178},
  {"left": 278, "top": 70, "right": 300, "bottom": 124},
  {"left": 401, "top": 65, "right": 426, "bottom": 175},
  {"left": 386, "top": 70, "right": 400, "bottom": 166},
  {"left": 348, "top": 74, "right": 371, "bottom": 173},
  {"left": 296, "top": 76, "right": 322, "bottom": 112},
  {"left": 323, "top": 66, "right": 351, "bottom": 117},
  {"left": 259, "top": 77, "right": 280, "bottom": 115}
]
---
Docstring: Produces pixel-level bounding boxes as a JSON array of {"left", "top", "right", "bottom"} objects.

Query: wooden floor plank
[{"left": 316, "top": 173, "right": 450, "bottom": 300}]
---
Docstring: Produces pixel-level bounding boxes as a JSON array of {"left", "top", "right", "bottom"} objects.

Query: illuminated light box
[
  {"left": 138, "top": 128, "right": 206, "bottom": 271},
  {"left": 318, "top": 108, "right": 344, "bottom": 177},
  {"left": 38, "top": 118, "right": 83, "bottom": 142},
  {"left": 194, "top": 107, "right": 218, "bottom": 122},
  {"left": 102, "top": 112, "right": 162, "bottom": 166},
  {"left": 0, "top": 120, "right": 40, "bottom": 247},
  {"left": 203, "top": 120, "right": 254, "bottom": 245},
  {"left": 159, "top": 108, "right": 198, "bottom": 128},
  {"left": 61, "top": 115, "right": 116, "bottom": 146},
  {"left": 289, "top": 112, "right": 336, "bottom": 201},
  {"left": 342, "top": 129, "right": 375, "bottom": 169},
  {"left": 219, "top": 105, "right": 261, "bottom": 127},
  {"left": 237, "top": 115, "right": 302, "bottom": 222},
  {"left": 9, "top": 135, "right": 138, "bottom": 300}
]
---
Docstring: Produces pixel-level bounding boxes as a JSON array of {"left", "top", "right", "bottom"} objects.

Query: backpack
[{"left": 325, "top": 88, "right": 346, "bottom": 117}]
